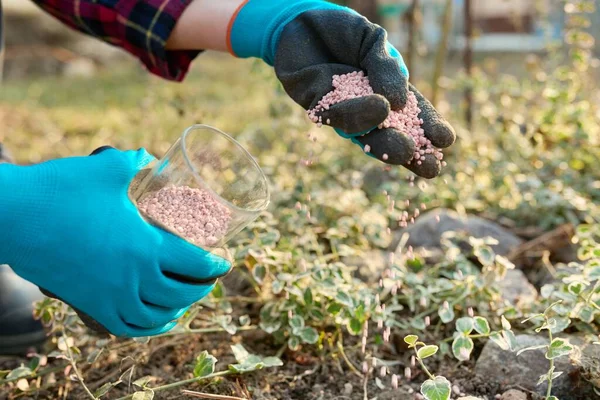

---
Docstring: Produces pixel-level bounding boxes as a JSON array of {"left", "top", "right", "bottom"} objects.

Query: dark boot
[
  {"left": 0, "top": 265, "right": 47, "bottom": 355},
  {"left": 0, "top": 145, "right": 47, "bottom": 355}
]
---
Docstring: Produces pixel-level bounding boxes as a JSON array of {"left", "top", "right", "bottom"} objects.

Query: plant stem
[
  {"left": 157, "top": 325, "right": 258, "bottom": 338},
  {"left": 337, "top": 329, "right": 364, "bottom": 378},
  {"left": 62, "top": 329, "right": 96, "bottom": 400},
  {"left": 415, "top": 352, "right": 435, "bottom": 381},
  {"left": 546, "top": 324, "right": 554, "bottom": 400},
  {"left": 115, "top": 371, "right": 231, "bottom": 400}
]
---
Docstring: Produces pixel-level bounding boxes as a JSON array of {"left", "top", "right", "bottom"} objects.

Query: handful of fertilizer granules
[{"left": 307, "top": 71, "right": 446, "bottom": 168}]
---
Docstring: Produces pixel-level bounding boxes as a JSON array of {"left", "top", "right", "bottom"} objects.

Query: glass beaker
[{"left": 129, "top": 124, "right": 270, "bottom": 249}]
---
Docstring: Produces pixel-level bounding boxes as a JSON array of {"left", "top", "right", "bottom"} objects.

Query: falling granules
[
  {"left": 307, "top": 71, "right": 444, "bottom": 166},
  {"left": 137, "top": 185, "right": 231, "bottom": 247}
]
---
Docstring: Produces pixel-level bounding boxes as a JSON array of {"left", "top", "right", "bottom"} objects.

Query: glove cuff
[{"left": 228, "top": 0, "right": 347, "bottom": 65}]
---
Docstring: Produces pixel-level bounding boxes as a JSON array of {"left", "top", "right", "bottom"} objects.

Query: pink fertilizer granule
[
  {"left": 307, "top": 71, "right": 443, "bottom": 165},
  {"left": 137, "top": 185, "right": 231, "bottom": 247}
]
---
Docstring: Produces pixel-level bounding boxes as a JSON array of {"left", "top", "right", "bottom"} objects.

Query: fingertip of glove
[
  {"left": 357, "top": 128, "right": 415, "bottom": 165},
  {"left": 405, "top": 154, "right": 441, "bottom": 179},
  {"left": 428, "top": 121, "right": 457, "bottom": 149},
  {"left": 322, "top": 95, "right": 389, "bottom": 134}
]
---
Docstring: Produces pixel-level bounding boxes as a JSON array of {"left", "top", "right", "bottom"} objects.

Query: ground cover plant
[{"left": 1, "top": 1, "right": 600, "bottom": 399}]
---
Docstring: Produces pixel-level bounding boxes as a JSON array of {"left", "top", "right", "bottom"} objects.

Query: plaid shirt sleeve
[{"left": 31, "top": 0, "right": 202, "bottom": 81}]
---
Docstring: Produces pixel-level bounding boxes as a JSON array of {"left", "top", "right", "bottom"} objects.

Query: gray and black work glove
[{"left": 228, "top": 0, "right": 456, "bottom": 178}]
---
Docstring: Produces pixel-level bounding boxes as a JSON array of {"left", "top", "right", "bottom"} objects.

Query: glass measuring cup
[{"left": 129, "top": 124, "right": 270, "bottom": 249}]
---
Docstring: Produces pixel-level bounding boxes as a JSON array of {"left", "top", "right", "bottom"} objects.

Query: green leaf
[
  {"left": 193, "top": 351, "right": 217, "bottom": 378},
  {"left": 262, "top": 357, "right": 283, "bottom": 368},
  {"left": 299, "top": 327, "right": 319, "bottom": 344},
  {"left": 568, "top": 282, "right": 586, "bottom": 296},
  {"left": 420, "top": 376, "right": 451, "bottom": 400},
  {"left": 546, "top": 338, "right": 574, "bottom": 360},
  {"left": 327, "top": 303, "right": 342, "bottom": 315},
  {"left": 288, "top": 336, "right": 300, "bottom": 351},
  {"left": 452, "top": 335, "right": 474, "bottom": 361},
  {"left": 289, "top": 315, "right": 305, "bottom": 333},
  {"left": 438, "top": 305, "right": 455, "bottom": 323},
  {"left": 94, "top": 381, "right": 122, "bottom": 398},
  {"left": 456, "top": 317, "right": 474, "bottom": 334},
  {"left": 517, "top": 345, "right": 548, "bottom": 356},
  {"left": 502, "top": 329, "right": 518, "bottom": 351},
  {"left": 417, "top": 345, "right": 439, "bottom": 360},
  {"left": 547, "top": 397, "right": 559, "bottom": 400},
  {"left": 215, "top": 315, "right": 237, "bottom": 335},
  {"left": 489, "top": 332, "right": 510, "bottom": 350},
  {"left": 473, "top": 316, "right": 490, "bottom": 335},
  {"left": 132, "top": 390, "right": 154, "bottom": 400},
  {"left": 474, "top": 245, "right": 495, "bottom": 266},
  {"left": 336, "top": 291, "right": 354, "bottom": 307},
  {"left": 272, "top": 280, "right": 283, "bottom": 294},
  {"left": 231, "top": 344, "right": 251, "bottom": 363},
  {"left": 411, "top": 318, "right": 427, "bottom": 330},
  {"left": 309, "top": 309, "right": 324, "bottom": 320},
  {"left": 133, "top": 376, "right": 152, "bottom": 388},
  {"left": 239, "top": 315, "right": 251, "bottom": 327},
  {"left": 252, "top": 265, "right": 267, "bottom": 284},
  {"left": 304, "top": 288, "right": 313, "bottom": 305},
  {"left": 6, "top": 366, "right": 32, "bottom": 380},
  {"left": 212, "top": 281, "right": 225, "bottom": 298},
  {"left": 501, "top": 315, "right": 512, "bottom": 330},
  {"left": 347, "top": 318, "right": 362, "bottom": 336},
  {"left": 259, "top": 320, "right": 282, "bottom": 334},
  {"left": 550, "top": 317, "right": 571, "bottom": 334},
  {"left": 404, "top": 335, "right": 419, "bottom": 347}
]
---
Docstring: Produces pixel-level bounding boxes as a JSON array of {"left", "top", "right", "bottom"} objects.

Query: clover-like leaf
[
  {"left": 489, "top": 332, "right": 510, "bottom": 350},
  {"left": 546, "top": 338, "right": 574, "bottom": 360},
  {"left": 193, "top": 351, "right": 217, "bottom": 378},
  {"left": 452, "top": 335, "right": 474, "bottom": 361},
  {"left": 473, "top": 316, "right": 490, "bottom": 335},
  {"left": 94, "top": 381, "right": 122, "bottom": 398},
  {"left": 6, "top": 366, "right": 32, "bottom": 380},
  {"left": 438, "top": 305, "right": 455, "bottom": 324},
  {"left": 456, "top": 317, "right": 474, "bottom": 334},
  {"left": 417, "top": 345, "right": 439, "bottom": 360},
  {"left": 132, "top": 390, "right": 154, "bottom": 400},
  {"left": 299, "top": 327, "right": 319, "bottom": 344},
  {"left": 347, "top": 318, "right": 362, "bottom": 336},
  {"left": 420, "top": 376, "right": 451, "bottom": 400},
  {"left": 404, "top": 335, "right": 419, "bottom": 347}
]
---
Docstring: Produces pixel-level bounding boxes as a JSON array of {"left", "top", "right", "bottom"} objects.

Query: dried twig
[
  {"left": 508, "top": 223, "right": 575, "bottom": 264},
  {"left": 182, "top": 390, "right": 247, "bottom": 400}
]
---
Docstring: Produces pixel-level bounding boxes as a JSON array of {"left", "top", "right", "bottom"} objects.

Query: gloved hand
[
  {"left": 0, "top": 148, "right": 231, "bottom": 337},
  {"left": 229, "top": 0, "right": 455, "bottom": 178}
]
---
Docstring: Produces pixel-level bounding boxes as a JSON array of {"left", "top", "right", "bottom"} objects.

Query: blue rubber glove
[
  {"left": 0, "top": 148, "right": 231, "bottom": 337},
  {"left": 229, "top": 0, "right": 455, "bottom": 178}
]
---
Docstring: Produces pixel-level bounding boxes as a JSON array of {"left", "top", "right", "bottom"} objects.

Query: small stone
[
  {"left": 343, "top": 383, "right": 353, "bottom": 395},
  {"left": 500, "top": 389, "right": 527, "bottom": 400}
]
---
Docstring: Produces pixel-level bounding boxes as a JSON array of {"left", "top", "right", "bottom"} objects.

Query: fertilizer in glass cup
[
  {"left": 307, "top": 71, "right": 444, "bottom": 165},
  {"left": 137, "top": 185, "right": 231, "bottom": 247}
]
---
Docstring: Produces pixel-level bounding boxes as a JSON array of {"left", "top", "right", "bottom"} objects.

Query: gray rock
[
  {"left": 499, "top": 269, "right": 538, "bottom": 306},
  {"left": 457, "top": 397, "right": 485, "bottom": 400},
  {"left": 391, "top": 209, "right": 523, "bottom": 256},
  {"left": 500, "top": 390, "right": 528, "bottom": 400},
  {"left": 475, "top": 334, "right": 599, "bottom": 399}
]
